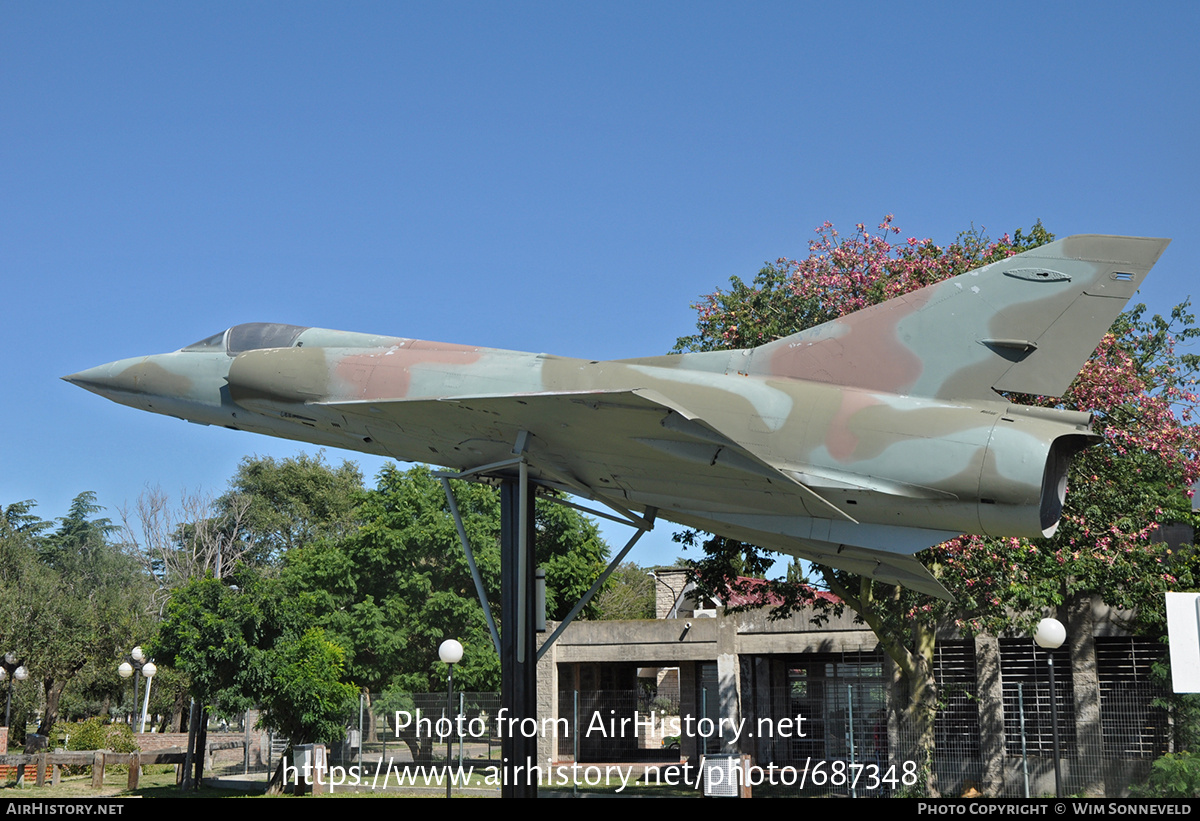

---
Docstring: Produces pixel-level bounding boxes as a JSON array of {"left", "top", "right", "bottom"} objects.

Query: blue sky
[{"left": 4, "top": 2, "right": 1198, "bottom": 567}]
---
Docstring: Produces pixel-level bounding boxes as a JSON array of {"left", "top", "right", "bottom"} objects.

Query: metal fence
[
  {"left": 543, "top": 680, "right": 1173, "bottom": 797},
  {"left": 342, "top": 691, "right": 504, "bottom": 770},
  {"left": 556, "top": 689, "right": 683, "bottom": 762},
  {"left": 228, "top": 678, "right": 1176, "bottom": 796}
]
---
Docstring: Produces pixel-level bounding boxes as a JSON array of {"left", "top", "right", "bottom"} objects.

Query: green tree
[
  {"left": 148, "top": 453, "right": 370, "bottom": 760},
  {"left": 153, "top": 570, "right": 355, "bottom": 745},
  {"left": 220, "top": 452, "right": 364, "bottom": 564},
  {"left": 283, "top": 466, "right": 501, "bottom": 697},
  {"left": 2, "top": 500, "right": 51, "bottom": 536},
  {"left": 156, "top": 459, "right": 608, "bottom": 749},
  {"left": 259, "top": 628, "right": 357, "bottom": 745},
  {"left": 118, "top": 452, "right": 367, "bottom": 723},
  {"left": 38, "top": 492, "right": 117, "bottom": 575},
  {"left": 674, "top": 218, "right": 1200, "bottom": 789},
  {"left": 0, "top": 494, "right": 154, "bottom": 740},
  {"left": 593, "top": 563, "right": 656, "bottom": 620},
  {"left": 0, "top": 506, "right": 59, "bottom": 745},
  {"left": 44, "top": 494, "right": 154, "bottom": 739},
  {"left": 281, "top": 464, "right": 609, "bottom": 740}
]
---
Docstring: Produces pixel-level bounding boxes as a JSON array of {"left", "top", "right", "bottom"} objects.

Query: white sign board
[{"left": 1165, "top": 592, "right": 1200, "bottom": 692}]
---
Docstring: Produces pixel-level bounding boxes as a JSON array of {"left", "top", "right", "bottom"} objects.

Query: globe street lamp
[
  {"left": 0, "top": 652, "right": 30, "bottom": 728},
  {"left": 118, "top": 647, "right": 146, "bottom": 724},
  {"left": 1034, "top": 617, "right": 1066, "bottom": 798},
  {"left": 438, "top": 639, "right": 464, "bottom": 799},
  {"left": 118, "top": 646, "right": 157, "bottom": 732}
]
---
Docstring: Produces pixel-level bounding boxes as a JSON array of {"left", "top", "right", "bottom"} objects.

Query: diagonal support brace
[
  {"left": 536, "top": 506, "right": 657, "bottom": 662},
  {"left": 440, "top": 477, "right": 502, "bottom": 658}
]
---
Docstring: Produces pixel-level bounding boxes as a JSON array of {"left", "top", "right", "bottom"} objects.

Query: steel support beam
[{"left": 499, "top": 477, "right": 538, "bottom": 798}]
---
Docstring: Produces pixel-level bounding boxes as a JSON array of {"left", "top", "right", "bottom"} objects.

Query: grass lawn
[
  {"left": 1, "top": 767, "right": 243, "bottom": 799},
  {"left": 0, "top": 763, "right": 709, "bottom": 798}
]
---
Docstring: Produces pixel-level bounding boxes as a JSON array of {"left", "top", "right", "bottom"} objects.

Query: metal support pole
[
  {"left": 446, "top": 664, "right": 454, "bottom": 799},
  {"left": 518, "top": 461, "right": 529, "bottom": 664},
  {"left": 1018, "top": 683, "right": 1030, "bottom": 799},
  {"left": 500, "top": 477, "right": 538, "bottom": 798},
  {"left": 1048, "top": 654, "right": 1063, "bottom": 798},
  {"left": 139, "top": 674, "right": 154, "bottom": 733},
  {"left": 578, "top": 691, "right": 583, "bottom": 796},
  {"left": 847, "top": 684, "right": 856, "bottom": 799}
]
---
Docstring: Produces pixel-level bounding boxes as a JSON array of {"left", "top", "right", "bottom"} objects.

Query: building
[{"left": 538, "top": 569, "right": 1171, "bottom": 797}]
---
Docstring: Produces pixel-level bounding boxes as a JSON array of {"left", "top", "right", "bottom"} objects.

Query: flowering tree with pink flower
[{"left": 674, "top": 218, "right": 1200, "bottom": 790}]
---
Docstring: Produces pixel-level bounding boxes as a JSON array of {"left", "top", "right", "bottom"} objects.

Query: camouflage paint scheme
[{"left": 66, "top": 235, "right": 1169, "bottom": 598}]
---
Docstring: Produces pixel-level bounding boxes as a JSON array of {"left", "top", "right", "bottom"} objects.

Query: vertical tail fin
[{"left": 745, "top": 235, "right": 1170, "bottom": 400}]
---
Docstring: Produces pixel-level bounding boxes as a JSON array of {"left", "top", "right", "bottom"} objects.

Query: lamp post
[
  {"left": 438, "top": 639, "right": 463, "bottom": 799},
  {"left": 118, "top": 646, "right": 157, "bottom": 732},
  {"left": 1034, "top": 617, "right": 1066, "bottom": 799},
  {"left": 0, "top": 652, "right": 29, "bottom": 728},
  {"left": 138, "top": 662, "right": 157, "bottom": 733}
]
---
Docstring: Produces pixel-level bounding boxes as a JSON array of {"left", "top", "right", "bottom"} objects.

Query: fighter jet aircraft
[{"left": 65, "top": 235, "right": 1169, "bottom": 597}]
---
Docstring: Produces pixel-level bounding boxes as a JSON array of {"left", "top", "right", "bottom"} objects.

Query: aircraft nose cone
[
  {"left": 63, "top": 356, "right": 194, "bottom": 400},
  {"left": 62, "top": 362, "right": 127, "bottom": 398}
]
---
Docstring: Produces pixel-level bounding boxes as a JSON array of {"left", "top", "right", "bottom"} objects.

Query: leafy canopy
[
  {"left": 154, "top": 569, "right": 356, "bottom": 744},
  {"left": 283, "top": 464, "right": 611, "bottom": 693},
  {"left": 221, "top": 452, "right": 364, "bottom": 564}
]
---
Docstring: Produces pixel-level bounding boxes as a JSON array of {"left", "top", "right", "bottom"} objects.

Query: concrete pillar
[
  {"left": 1068, "top": 596, "right": 1103, "bottom": 796},
  {"left": 717, "top": 614, "right": 742, "bottom": 754},
  {"left": 678, "top": 663, "right": 700, "bottom": 762},
  {"left": 752, "top": 655, "right": 772, "bottom": 764},
  {"left": 536, "top": 621, "right": 559, "bottom": 764},
  {"left": 974, "top": 633, "right": 1006, "bottom": 795}
]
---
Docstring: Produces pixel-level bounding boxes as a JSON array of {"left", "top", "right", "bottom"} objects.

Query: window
[
  {"left": 999, "top": 639, "right": 1074, "bottom": 755},
  {"left": 783, "top": 652, "right": 885, "bottom": 763},
  {"left": 1096, "top": 637, "right": 1167, "bottom": 758},
  {"left": 934, "top": 640, "right": 980, "bottom": 759},
  {"left": 182, "top": 323, "right": 308, "bottom": 355}
]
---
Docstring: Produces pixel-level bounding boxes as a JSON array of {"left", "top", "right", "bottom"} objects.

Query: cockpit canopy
[{"left": 183, "top": 323, "right": 310, "bottom": 355}]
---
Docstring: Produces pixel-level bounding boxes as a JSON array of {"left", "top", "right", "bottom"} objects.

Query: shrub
[
  {"left": 60, "top": 718, "right": 139, "bottom": 754},
  {"left": 1129, "top": 752, "right": 1200, "bottom": 798}
]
